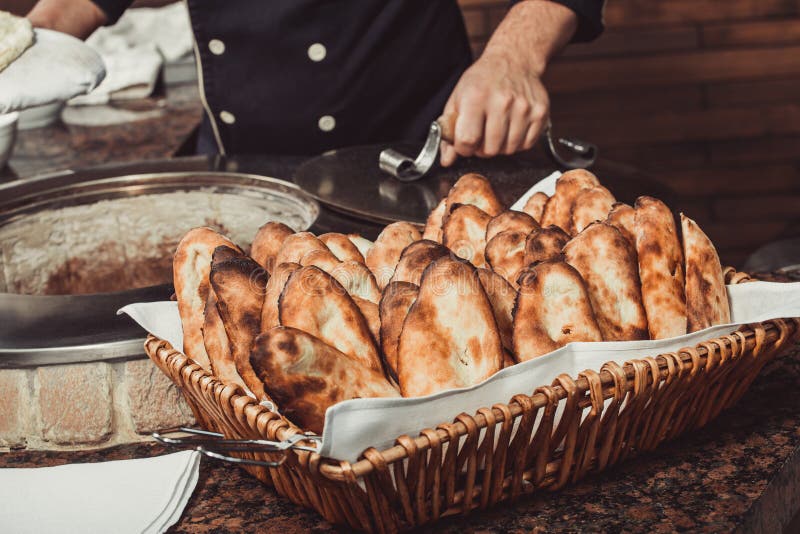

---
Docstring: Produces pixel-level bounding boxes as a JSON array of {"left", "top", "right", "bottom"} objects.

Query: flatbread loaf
[
  {"left": 202, "top": 291, "right": 247, "bottom": 390},
  {"left": 423, "top": 197, "right": 447, "bottom": 242},
  {"left": 274, "top": 232, "right": 331, "bottom": 267},
  {"left": 319, "top": 232, "right": 365, "bottom": 263},
  {"left": 635, "top": 196, "right": 687, "bottom": 339},
  {"left": 563, "top": 222, "right": 649, "bottom": 341},
  {"left": 251, "top": 327, "right": 400, "bottom": 434},
  {"left": 379, "top": 281, "right": 419, "bottom": 379},
  {"left": 485, "top": 210, "right": 539, "bottom": 242},
  {"left": 540, "top": 170, "right": 600, "bottom": 233},
  {"left": 209, "top": 253, "right": 270, "bottom": 401},
  {"left": 571, "top": 185, "right": 616, "bottom": 234},
  {"left": 301, "top": 248, "right": 341, "bottom": 272},
  {"left": 445, "top": 173, "right": 503, "bottom": 217},
  {"left": 606, "top": 202, "right": 636, "bottom": 246},
  {"left": 390, "top": 239, "right": 450, "bottom": 286},
  {"left": 330, "top": 261, "right": 382, "bottom": 303},
  {"left": 279, "top": 265, "right": 382, "bottom": 372},
  {"left": 348, "top": 234, "right": 374, "bottom": 258},
  {"left": 0, "top": 11, "right": 34, "bottom": 73},
  {"left": 485, "top": 230, "right": 528, "bottom": 287},
  {"left": 352, "top": 295, "right": 381, "bottom": 343},
  {"left": 397, "top": 257, "right": 503, "bottom": 397},
  {"left": 513, "top": 260, "right": 602, "bottom": 361},
  {"left": 681, "top": 214, "right": 731, "bottom": 332},
  {"left": 522, "top": 192, "right": 549, "bottom": 222},
  {"left": 260, "top": 262, "right": 301, "bottom": 332},
  {"left": 250, "top": 222, "right": 294, "bottom": 273},
  {"left": 476, "top": 268, "right": 516, "bottom": 354},
  {"left": 366, "top": 222, "right": 422, "bottom": 289},
  {"left": 173, "top": 227, "right": 243, "bottom": 369},
  {"left": 523, "top": 225, "right": 570, "bottom": 269},
  {"left": 442, "top": 204, "right": 492, "bottom": 268}
]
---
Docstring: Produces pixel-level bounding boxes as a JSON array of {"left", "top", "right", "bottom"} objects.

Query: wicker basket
[{"left": 144, "top": 271, "right": 799, "bottom": 533}]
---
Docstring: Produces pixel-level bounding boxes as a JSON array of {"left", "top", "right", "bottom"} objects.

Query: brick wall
[
  {"left": 0, "top": 358, "right": 194, "bottom": 450},
  {"left": 459, "top": 0, "right": 800, "bottom": 267}
]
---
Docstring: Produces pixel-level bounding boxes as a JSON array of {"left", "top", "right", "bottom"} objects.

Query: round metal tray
[{"left": 0, "top": 167, "right": 319, "bottom": 367}]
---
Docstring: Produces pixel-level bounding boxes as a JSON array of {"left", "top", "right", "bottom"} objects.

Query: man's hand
[
  {"left": 440, "top": 0, "right": 578, "bottom": 167},
  {"left": 27, "top": 0, "right": 107, "bottom": 40}
]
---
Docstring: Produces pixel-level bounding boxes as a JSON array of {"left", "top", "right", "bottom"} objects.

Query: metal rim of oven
[
  {"left": 0, "top": 169, "right": 320, "bottom": 368},
  {"left": 0, "top": 170, "right": 320, "bottom": 225}
]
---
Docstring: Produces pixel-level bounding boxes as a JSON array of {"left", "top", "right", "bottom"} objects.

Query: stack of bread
[{"left": 172, "top": 170, "right": 731, "bottom": 434}]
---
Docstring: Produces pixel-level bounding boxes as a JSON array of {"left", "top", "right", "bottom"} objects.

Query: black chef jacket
[{"left": 92, "top": 0, "right": 604, "bottom": 156}]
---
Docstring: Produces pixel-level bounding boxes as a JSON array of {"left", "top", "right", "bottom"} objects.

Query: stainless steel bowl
[{"left": 0, "top": 168, "right": 319, "bottom": 367}]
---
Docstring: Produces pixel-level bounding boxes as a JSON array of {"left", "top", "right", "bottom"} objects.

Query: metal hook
[{"left": 543, "top": 122, "right": 598, "bottom": 170}]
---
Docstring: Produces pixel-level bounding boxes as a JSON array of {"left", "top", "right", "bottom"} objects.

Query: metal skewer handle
[{"left": 153, "top": 427, "right": 322, "bottom": 467}]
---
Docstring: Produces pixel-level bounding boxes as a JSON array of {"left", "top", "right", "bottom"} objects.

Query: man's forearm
[
  {"left": 27, "top": 0, "right": 107, "bottom": 39},
  {"left": 482, "top": 0, "right": 578, "bottom": 77}
]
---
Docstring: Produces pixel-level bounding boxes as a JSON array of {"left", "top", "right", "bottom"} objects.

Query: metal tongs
[
  {"left": 379, "top": 113, "right": 598, "bottom": 182},
  {"left": 153, "top": 427, "right": 322, "bottom": 467}
]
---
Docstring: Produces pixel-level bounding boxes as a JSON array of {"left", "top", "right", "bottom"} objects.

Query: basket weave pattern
[{"left": 144, "top": 271, "right": 799, "bottom": 533}]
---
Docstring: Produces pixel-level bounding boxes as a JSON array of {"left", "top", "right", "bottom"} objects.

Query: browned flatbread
[
  {"left": 202, "top": 291, "right": 247, "bottom": 389},
  {"left": 681, "top": 214, "right": 731, "bottom": 332},
  {"left": 445, "top": 173, "right": 503, "bottom": 217},
  {"left": 513, "top": 260, "right": 602, "bottom": 361},
  {"left": 329, "top": 261, "right": 382, "bottom": 303},
  {"left": 319, "top": 232, "right": 365, "bottom": 263},
  {"left": 540, "top": 170, "right": 601, "bottom": 234},
  {"left": 571, "top": 185, "right": 616, "bottom": 235},
  {"left": 397, "top": 257, "right": 503, "bottom": 397},
  {"left": 352, "top": 295, "right": 381, "bottom": 343},
  {"left": 202, "top": 246, "right": 246, "bottom": 389},
  {"left": 522, "top": 192, "right": 549, "bottom": 222},
  {"left": 390, "top": 239, "right": 450, "bottom": 286},
  {"left": 442, "top": 204, "right": 492, "bottom": 268},
  {"left": 348, "top": 234, "right": 374, "bottom": 259},
  {"left": 250, "top": 222, "right": 294, "bottom": 274},
  {"left": 210, "top": 254, "right": 270, "bottom": 401},
  {"left": 485, "top": 210, "right": 539, "bottom": 242},
  {"left": 523, "top": 225, "right": 570, "bottom": 269},
  {"left": 173, "top": 227, "right": 242, "bottom": 369},
  {"left": 366, "top": 222, "right": 422, "bottom": 289},
  {"left": 274, "top": 232, "right": 330, "bottom": 267},
  {"left": 563, "top": 222, "right": 649, "bottom": 341},
  {"left": 485, "top": 230, "right": 528, "bottom": 287},
  {"left": 251, "top": 327, "right": 400, "bottom": 434},
  {"left": 279, "top": 266, "right": 382, "bottom": 371},
  {"left": 379, "top": 281, "right": 419, "bottom": 379},
  {"left": 423, "top": 197, "right": 447, "bottom": 242},
  {"left": 606, "top": 202, "right": 636, "bottom": 246},
  {"left": 477, "top": 268, "right": 516, "bottom": 354},
  {"left": 260, "top": 262, "right": 301, "bottom": 332},
  {"left": 635, "top": 196, "right": 687, "bottom": 339},
  {"left": 300, "top": 248, "right": 341, "bottom": 272}
]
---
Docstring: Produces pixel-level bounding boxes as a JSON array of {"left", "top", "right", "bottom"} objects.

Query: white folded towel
[
  {"left": 0, "top": 450, "right": 200, "bottom": 534},
  {"left": 0, "top": 28, "right": 105, "bottom": 113}
]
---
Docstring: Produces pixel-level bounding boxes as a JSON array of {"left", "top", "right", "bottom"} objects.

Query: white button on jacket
[
  {"left": 208, "top": 39, "right": 226, "bottom": 55},
  {"left": 220, "top": 110, "right": 236, "bottom": 124},
  {"left": 307, "top": 43, "right": 327, "bottom": 62},
  {"left": 318, "top": 115, "right": 336, "bottom": 132}
]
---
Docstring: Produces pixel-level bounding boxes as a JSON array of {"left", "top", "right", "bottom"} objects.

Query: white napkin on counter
[
  {"left": 0, "top": 450, "right": 200, "bottom": 534},
  {"left": 70, "top": 3, "right": 193, "bottom": 106},
  {"left": 0, "top": 28, "right": 105, "bottom": 113},
  {"left": 119, "top": 173, "right": 800, "bottom": 463}
]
